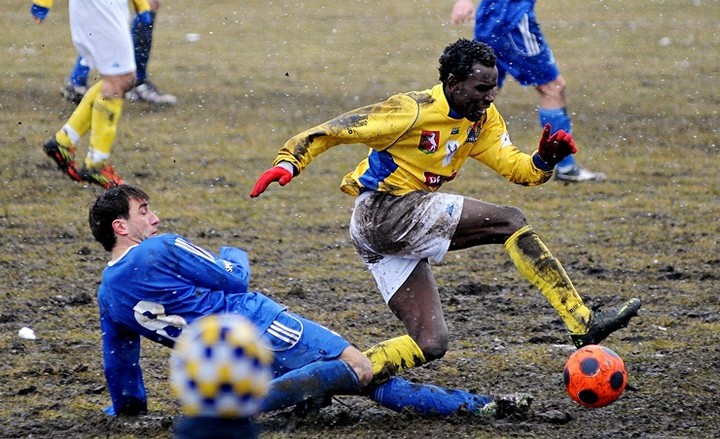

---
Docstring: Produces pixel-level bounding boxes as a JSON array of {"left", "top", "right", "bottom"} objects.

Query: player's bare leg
[
  {"left": 364, "top": 260, "right": 444, "bottom": 383},
  {"left": 450, "top": 199, "right": 527, "bottom": 248},
  {"left": 455, "top": 197, "right": 639, "bottom": 347}
]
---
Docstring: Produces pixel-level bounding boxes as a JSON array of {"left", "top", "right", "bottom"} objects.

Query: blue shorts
[
  {"left": 475, "top": 10, "right": 560, "bottom": 88},
  {"left": 259, "top": 311, "right": 350, "bottom": 378}
]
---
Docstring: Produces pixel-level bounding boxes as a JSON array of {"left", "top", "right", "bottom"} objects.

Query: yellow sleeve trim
[
  {"left": 132, "top": 0, "right": 152, "bottom": 13},
  {"left": 34, "top": 0, "right": 54, "bottom": 8}
]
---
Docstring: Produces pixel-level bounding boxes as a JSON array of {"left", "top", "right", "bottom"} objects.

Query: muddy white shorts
[
  {"left": 349, "top": 191, "right": 464, "bottom": 303},
  {"left": 69, "top": 0, "right": 135, "bottom": 76}
]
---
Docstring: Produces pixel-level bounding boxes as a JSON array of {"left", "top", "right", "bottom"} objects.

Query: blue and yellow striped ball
[{"left": 170, "top": 314, "right": 274, "bottom": 417}]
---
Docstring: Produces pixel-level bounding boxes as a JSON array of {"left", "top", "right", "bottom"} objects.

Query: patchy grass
[{"left": 1, "top": 0, "right": 718, "bottom": 438}]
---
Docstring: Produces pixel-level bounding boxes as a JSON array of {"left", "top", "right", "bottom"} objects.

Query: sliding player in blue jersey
[
  {"left": 450, "top": 0, "right": 605, "bottom": 182},
  {"left": 63, "top": 0, "right": 177, "bottom": 106},
  {"left": 89, "top": 184, "right": 531, "bottom": 419}
]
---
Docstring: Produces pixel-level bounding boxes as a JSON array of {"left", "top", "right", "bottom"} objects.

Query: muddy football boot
[
  {"left": 61, "top": 82, "right": 87, "bottom": 105},
  {"left": 43, "top": 137, "right": 81, "bottom": 181},
  {"left": 555, "top": 165, "right": 607, "bottom": 182},
  {"left": 79, "top": 163, "right": 125, "bottom": 188},
  {"left": 126, "top": 81, "right": 177, "bottom": 106},
  {"left": 571, "top": 298, "right": 641, "bottom": 348},
  {"left": 478, "top": 393, "right": 533, "bottom": 419}
]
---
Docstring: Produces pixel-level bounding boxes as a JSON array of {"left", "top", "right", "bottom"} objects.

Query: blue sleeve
[
  {"left": 101, "top": 310, "right": 148, "bottom": 416},
  {"left": 166, "top": 236, "right": 250, "bottom": 294}
]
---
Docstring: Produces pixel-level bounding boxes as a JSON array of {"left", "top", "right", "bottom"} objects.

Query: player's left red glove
[
  {"left": 249, "top": 165, "right": 293, "bottom": 198},
  {"left": 537, "top": 123, "right": 577, "bottom": 167}
]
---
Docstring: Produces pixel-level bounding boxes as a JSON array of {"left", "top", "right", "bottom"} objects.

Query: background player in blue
[
  {"left": 89, "top": 184, "right": 531, "bottom": 419},
  {"left": 63, "top": 0, "right": 177, "bottom": 106},
  {"left": 451, "top": 0, "right": 606, "bottom": 182}
]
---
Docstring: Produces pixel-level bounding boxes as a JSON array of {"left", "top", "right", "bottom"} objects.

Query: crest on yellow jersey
[{"left": 418, "top": 131, "right": 440, "bottom": 154}]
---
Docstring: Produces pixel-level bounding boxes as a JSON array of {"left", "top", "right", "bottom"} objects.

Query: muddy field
[{"left": 1, "top": 1, "right": 719, "bottom": 438}]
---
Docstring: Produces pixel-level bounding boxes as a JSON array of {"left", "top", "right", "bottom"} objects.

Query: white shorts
[
  {"left": 69, "top": 0, "right": 135, "bottom": 76},
  {"left": 349, "top": 191, "right": 464, "bottom": 303}
]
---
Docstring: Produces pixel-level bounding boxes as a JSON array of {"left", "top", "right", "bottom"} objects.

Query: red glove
[
  {"left": 249, "top": 165, "right": 293, "bottom": 198},
  {"left": 537, "top": 123, "right": 577, "bottom": 167}
]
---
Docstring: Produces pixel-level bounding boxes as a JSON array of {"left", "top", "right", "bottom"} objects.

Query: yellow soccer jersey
[{"left": 274, "top": 83, "right": 553, "bottom": 196}]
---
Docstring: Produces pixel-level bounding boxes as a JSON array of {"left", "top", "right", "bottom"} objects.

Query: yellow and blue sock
[
  {"left": 68, "top": 55, "right": 90, "bottom": 87},
  {"left": 505, "top": 225, "right": 591, "bottom": 335},
  {"left": 55, "top": 81, "right": 103, "bottom": 148},
  {"left": 363, "top": 335, "right": 426, "bottom": 384},
  {"left": 86, "top": 92, "right": 124, "bottom": 168},
  {"left": 132, "top": 11, "right": 155, "bottom": 84}
]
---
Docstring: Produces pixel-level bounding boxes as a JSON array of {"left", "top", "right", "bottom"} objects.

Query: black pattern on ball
[
  {"left": 580, "top": 357, "right": 600, "bottom": 376},
  {"left": 578, "top": 389, "right": 599, "bottom": 405},
  {"left": 609, "top": 371, "right": 626, "bottom": 390}
]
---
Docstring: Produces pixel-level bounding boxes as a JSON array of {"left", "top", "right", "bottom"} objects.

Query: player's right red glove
[
  {"left": 249, "top": 165, "right": 293, "bottom": 198},
  {"left": 537, "top": 123, "right": 577, "bottom": 167}
]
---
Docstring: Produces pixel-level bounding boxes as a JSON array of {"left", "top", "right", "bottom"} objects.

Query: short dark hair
[
  {"left": 88, "top": 185, "right": 149, "bottom": 251},
  {"left": 438, "top": 38, "right": 497, "bottom": 84}
]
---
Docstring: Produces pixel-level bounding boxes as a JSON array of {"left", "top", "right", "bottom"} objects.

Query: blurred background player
[
  {"left": 62, "top": 0, "right": 177, "bottom": 107},
  {"left": 90, "top": 184, "right": 531, "bottom": 421},
  {"left": 31, "top": 0, "right": 132, "bottom": 188},
  {"left": 250, "top": 38, "right": 640, "bottom": 383},
  {"left": 450, "top": 0, "right": 606, "bottom": 182},
  {"left": 170, "top": 314, "right": 273, "bottom": 439}
]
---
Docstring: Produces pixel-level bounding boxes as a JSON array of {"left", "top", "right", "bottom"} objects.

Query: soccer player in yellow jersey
[
  {"left": 62, "top": 0, "right": 177, "bottom": 107},
  {"left": 251, "top": 39, "right": 640, "bottom": 382},
  {"left": 32, "top": 0, "right": 132, "bottom": 188}
]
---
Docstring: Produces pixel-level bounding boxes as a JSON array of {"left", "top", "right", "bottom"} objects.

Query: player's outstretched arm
[
  {"left": 249, "top": 162, "right": 294, "bottom": 197},
  {"left": 100, "top": 315, "right": 148, "bottom": 416},
  {"left": 167, "top": 236, "right": 251, "bottom": 294}
]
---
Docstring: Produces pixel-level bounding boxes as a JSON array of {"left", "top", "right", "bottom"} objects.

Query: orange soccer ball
[{"left": 563, "top": 345, "right": 628, "bottom": 408}]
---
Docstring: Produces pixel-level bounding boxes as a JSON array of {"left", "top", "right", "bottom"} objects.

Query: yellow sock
[
  {"left": 87, "top": 92, "right": 124, "bottom": 167},
  {"left": 55, "top": 81, "right": 102, "bottom": 147},
  {"left": 505, "top": 225, "right": 591, "bottom": 334},
  {"left": 363, "top": 335, "right": 426, "bottom": 384}
]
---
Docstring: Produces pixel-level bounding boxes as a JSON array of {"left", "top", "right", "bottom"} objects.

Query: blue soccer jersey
[
  {"left": 473, "top": 0, "right": 559, "bottom": 87},
  {"left": 97, "top": 234, "right": 286, "bottom": 414},
  {"left": 473, "top": 0, "right": 536, "bottom": 43}
]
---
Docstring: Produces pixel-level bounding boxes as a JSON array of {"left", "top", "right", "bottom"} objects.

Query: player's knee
[
  {"left": 354, "top": 356, "right": 374, "bottom": 387},
  {"left": 341, "top": 346, "right": 373, "bottom": 387},
  {"left": 502, "top": 206, "right": 528, "bottom": 234},
  {"left": 103, "top": 73, "right": 137, "bottom": 98},
  {"left": 538, "top": 76, "right": 567, "bottom": 99},
  {"left": 417, "top": 332, "right": 448, "bottom": 362}
]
